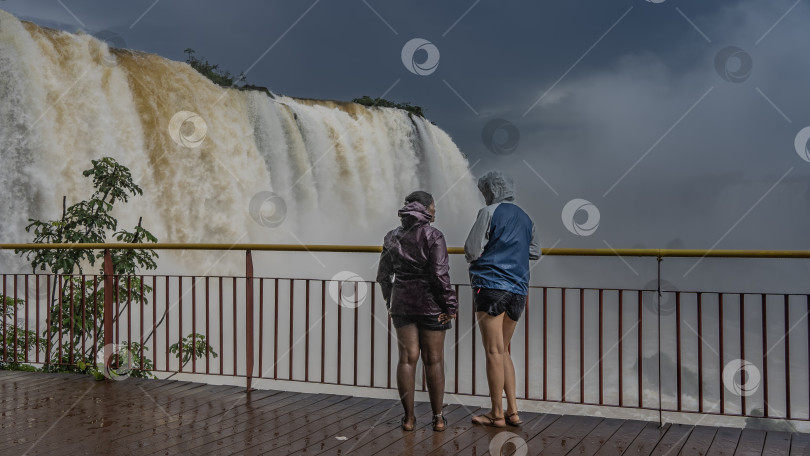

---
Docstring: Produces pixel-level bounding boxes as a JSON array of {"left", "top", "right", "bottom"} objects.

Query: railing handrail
[
  {"left": 1, "top": 243, "right": 810, "bottom": 258},
  {"left": 4, "top": 245, "right": 809, "bottom": 424}
]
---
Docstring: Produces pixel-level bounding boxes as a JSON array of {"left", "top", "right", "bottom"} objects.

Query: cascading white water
[{"left": 0, "top": 10, "right": 481, "bottom": 275}]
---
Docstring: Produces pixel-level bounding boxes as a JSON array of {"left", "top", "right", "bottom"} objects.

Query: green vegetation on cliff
[
  {"left": 184, "top": 48, "right": 246, "bottom": 87},
  {"left": 351, "top": 96, "right": 425, "bottom": 118},
  {"left": 183, "top": 49, "right": 426, "bottom": 118}
]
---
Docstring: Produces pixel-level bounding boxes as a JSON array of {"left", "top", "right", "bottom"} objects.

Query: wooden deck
[{"left": 1, "top": 371, "right": 807, "bottom": 455}]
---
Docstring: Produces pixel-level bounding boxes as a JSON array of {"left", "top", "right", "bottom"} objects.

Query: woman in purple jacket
[{"left": 377, "top": 191, "right": 458, "bottom": 432}]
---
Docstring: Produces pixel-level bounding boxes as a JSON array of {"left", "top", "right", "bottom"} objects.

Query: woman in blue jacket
[{"left": 465, "top": 171, "right": 541, "bottom": 427}]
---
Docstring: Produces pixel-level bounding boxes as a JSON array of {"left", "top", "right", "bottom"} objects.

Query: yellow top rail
[{"left": 1, "top": 243, "right": 809, "bottom": 259}]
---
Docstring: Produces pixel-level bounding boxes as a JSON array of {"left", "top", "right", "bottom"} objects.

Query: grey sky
[{"left": 2, "top": 0, "right": 808, "bottom": 261}]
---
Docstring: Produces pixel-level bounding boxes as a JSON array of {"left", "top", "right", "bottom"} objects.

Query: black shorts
[
  {"left": 391, "top": 314, "right": 452, "bottom": 331},
  {"left": 474, "top": 288, "right": 526, "bottom": 322}
]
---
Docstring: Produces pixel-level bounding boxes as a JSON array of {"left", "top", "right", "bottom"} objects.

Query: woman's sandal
[
  {"left": 401, "top": 417, "right": 416, "bottom": 431},
  {"left": 506, "top": 411, "right": 523, "bottom": 426},
  {"left": 432, "top": 414, "right": 448, "bottom": 432},
  {"left": 471, "top": 413, "right": 507, "bottom": 428}
]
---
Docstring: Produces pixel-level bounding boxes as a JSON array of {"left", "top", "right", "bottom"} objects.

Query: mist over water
[{"left": 0, "top": 9, "right": 480, "bottom": 276}]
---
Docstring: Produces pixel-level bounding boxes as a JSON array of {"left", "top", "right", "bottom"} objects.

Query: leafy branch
[{"left": 184, "top": 48, "right": 246, "bottom": 88}]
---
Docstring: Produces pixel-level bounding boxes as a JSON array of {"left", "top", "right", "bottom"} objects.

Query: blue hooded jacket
[{"left": 464, "top": 172, "right": 541, "bottom": 295}]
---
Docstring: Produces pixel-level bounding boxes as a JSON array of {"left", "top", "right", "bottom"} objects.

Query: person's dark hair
[{"left": 404, "top": 191, "right": 434, "bottom": 208}]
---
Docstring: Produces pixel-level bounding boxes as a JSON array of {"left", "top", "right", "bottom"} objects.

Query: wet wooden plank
[
  {"left": 0, "top": 370, "right": 35, "bottom": 378},
  {"left": 0, "top": 378, "right": 80, "bottom": 417},
  {"left": 33, "top": 381, "right": 213, "bottom": 437},
  {"left": 114, "top": 387, "right": 276, "bottom": 447},
  {"left": 449, "top": 413, "right": 562, "bottom": 456},
  {"left": 3, "top": 382, "right": 101, "bottom": 454},
  {"left": 102, "top": 383, "right": 250, "bottom": 442},
  {"left": 375, "top": 404, "right": 478, "bottom": 456},
  {"left": 462, "top": 413, "right": 553, "bottom": 455},
  {"left": 790, "top": 433, "right": 810, "bottom": 456},
  {"left": 49, "top": 384, "right": 252, "bottom": 454},
  {"left": 762, "top": 432, "right": 793, "bottom": 456},
  {"left": 520, "top": 414, "right": 586, "bottom": 455},
  {"left": 650, "top": 423, "right": 693, "bottom": 456},
  {"left": 435, "top": 423, "right": 516, "bottom": 456},
  {"left": 188, "top": 394, "right": 354, "bottom": 455},
  {"left": 217, "top": 394, "right": 376, "bottom": 455},
  {"left": 0, "top": 376, "right": 99, "bottom": 439},
  {"left": 120, "top": 389, "right": 297, "bottom": 454},
  {"left": 323, "top": 400, "right": 435, "bottom": 455},
  {"left": 734, "top": 429, "right": 767, "bottom": 456},
  {"left": 706, "top": 427, "right": 742, "bottom": 456},
  {"left": 0, "top": 373, "right": 88, "bottom": 412},
  {"left": 593, "top": 420, "right": 649, "bottom": 456},
  {"left": 1, "top": 372, "right": 803, "bottom": 456},
  {"left": 137, "top": 390, "right": 294, "bottom": 456},
  {"left": 678, "top": 425, "right": 717, "bottom": 456},
  {"left": 0, "top": 371, "right": 61, "bottom": 386},
  {"left": 0, "top": 373, "right": 66, "bottom": 401},
  {"left": 534, "top": 415, "right": 604, "bottom": 455},
  {"left": 345, "top": 404, "right": 464, "bottom": 455},
  {"left": 370, "top": 404, "right": 491, "bottom": 456},
  {"left": 148, "top": 391, "right": 338, "bottom": 455},
  {"left": 275, "top": 396, "right": 404, "bottom": 455},
  {"left": 0, "top": 371, "right": 44, "bottom": 382},
  {"left": 428, "top": 411, "right": 555, "bottom": 456},
  {"left": 565, "top": 417, "right": 625, "bottom": 455},
  {"left": 623, "top": 422, "right": 670, "bottom": 456},
  {"left": 9, "top": 379, "right": 228, "bottom": 454},
  {"left": 0, "top": 375, "right": 141, "bottom": 429}
]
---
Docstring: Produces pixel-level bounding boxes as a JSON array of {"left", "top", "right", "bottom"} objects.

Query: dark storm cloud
[{"left": 508, "top": 0, "right": 810, "bottom": 252}]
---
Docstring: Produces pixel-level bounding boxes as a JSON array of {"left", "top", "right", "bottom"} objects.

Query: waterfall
[{"left": 0, "top": 10, "right": 481, "bottom": 275}]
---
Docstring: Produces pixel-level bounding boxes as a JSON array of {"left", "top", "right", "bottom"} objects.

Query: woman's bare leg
[
  {"left": 418, "top": 328, "right": 446, "bottom": 418},
  {"left": 501, "top": 316, "right": 519, "bottom": 419},
  {"left": 396, "top": 324, "right": 420, "bottom": 428},
  {"left": 476, "top": 311, "right": 505, "bottom": 417}
]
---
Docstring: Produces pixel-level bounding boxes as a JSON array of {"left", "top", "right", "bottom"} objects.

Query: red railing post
[
  {"left": 103, "top": 250, "right": 114, "bottom": 369},
  {"left": 245, "top": 250, "right": 254, "bottom": 392}
]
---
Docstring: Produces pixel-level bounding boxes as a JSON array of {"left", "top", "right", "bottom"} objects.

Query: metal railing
[{"left": 2, "top": 243, "right": 810, "bottom": 425}]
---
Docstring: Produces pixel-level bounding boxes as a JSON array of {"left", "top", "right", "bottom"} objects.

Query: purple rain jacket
[{"left": 376, "top": 201, "right": 458, "bottom": 317}]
